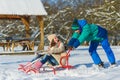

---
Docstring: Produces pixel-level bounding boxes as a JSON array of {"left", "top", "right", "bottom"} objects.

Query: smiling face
[
  {"left": 47, "top": 34, "right": 60, "bottom": 45},
  {"left": 54, "top": 36, "right": 59, "bottom": 43}
]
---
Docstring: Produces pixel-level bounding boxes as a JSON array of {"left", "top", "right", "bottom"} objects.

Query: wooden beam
[
  {"left": 37, "top": 16, "right": 44, "bottom": 50},
  {"left": 0, "top": 51, "right": 34, "bottom": 55},
  {"left": 21, "top": 17, "right": 30, "bottom": 38},
  {"left": 0, "top": 15, "right": 21, "bottom": 19}
]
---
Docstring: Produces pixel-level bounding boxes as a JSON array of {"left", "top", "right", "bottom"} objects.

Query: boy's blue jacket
[{"left": 68, "top": 19, "right": 107, "bottom": 48}]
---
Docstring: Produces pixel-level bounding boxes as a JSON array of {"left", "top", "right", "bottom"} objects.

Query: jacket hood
[
  {"left": 77, "top": 19, "right": 87, "bottom": 28},
  {"left": 71, "top": 19, "right": 87, "bottom": 30}
]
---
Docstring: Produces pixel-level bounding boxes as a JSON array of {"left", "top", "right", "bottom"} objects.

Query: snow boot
[
  {"left": 110, "top": 62, "right": 117, "bottom": 68},
  {"left": 26, "top": 61, "right": 42, "bottom": 73},
  {"left": 98, "top": 62, "right": 105, "bottom": 68}
]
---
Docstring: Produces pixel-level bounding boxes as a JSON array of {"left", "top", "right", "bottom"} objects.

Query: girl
[{"left": 20, "top": 34, "right": 66, "bottom": 73}]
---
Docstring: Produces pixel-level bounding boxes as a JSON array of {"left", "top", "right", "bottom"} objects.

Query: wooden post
[
  {"left": 37, "top": 16, "right": 44, "bottom": 50},
  {"left": 21, "top": 16, "right": 33, "bottom": 51},
  {"left": 21, "top": 17, "right": 30, "bottom": 38}
]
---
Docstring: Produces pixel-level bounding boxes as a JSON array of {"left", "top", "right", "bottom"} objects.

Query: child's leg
[
  {"left": 47, "top": 56, "right": 59, "bottom": 66},
  {"left": 41, "top": 54, "right": 59, "bottom": 66},
  {"left": 89, "top": 41, "right": 102, "bottom": 64},
  {"left": 101, "top": 38, "right": 116, "bottom": 64},
  {"left": 31, "top": 54, "right": 43, "bottom": 62},
  {"left": 25, "top": 54, "right": 58, "bottom": 73}
]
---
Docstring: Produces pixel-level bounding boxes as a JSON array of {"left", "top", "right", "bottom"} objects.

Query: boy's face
[{"left": 75, "top": 30, "right": 81, "bottom": 33}]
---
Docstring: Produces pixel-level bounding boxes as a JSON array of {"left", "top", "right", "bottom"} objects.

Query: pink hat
[{"left": 47, "top": 34, "right": 57, "bottom": 42}]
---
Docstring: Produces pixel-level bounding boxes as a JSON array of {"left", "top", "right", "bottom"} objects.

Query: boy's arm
[
  {"left": 73, "top": 24, "right": 90, "bottom": 48},
  {"left": 68, "top": 31, "right": 80, "bottom": 47}
]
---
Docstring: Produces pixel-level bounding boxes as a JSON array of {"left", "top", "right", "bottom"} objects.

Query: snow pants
[{"left": 89, "top": 38, "right": 116, "bottom": 65}]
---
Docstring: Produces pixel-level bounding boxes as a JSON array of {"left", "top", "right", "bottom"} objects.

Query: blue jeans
[
  {"left": 40, "top": 54, "right": 59, "bottom": 66},
  {"left": 89, "top": 38, "right": 116, "bottom": 65},
  {"left": 31, "top": 54, "right": 44, "bottom": 62}
]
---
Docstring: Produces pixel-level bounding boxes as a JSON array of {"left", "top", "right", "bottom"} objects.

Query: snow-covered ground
[{"left": 0, "top": 46, "right": 120, "bottom": 80}]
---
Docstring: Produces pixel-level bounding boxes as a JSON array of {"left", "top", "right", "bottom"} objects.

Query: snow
[
  {"left": 0, "top": 0, "right": 47, "bottom": 15},
  {"left": 0, "top": 46, "right": 120, "bottom": 80}
]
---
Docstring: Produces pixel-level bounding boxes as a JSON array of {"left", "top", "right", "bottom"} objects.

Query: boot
[
  {"left": 110, "top": 62, "right": 117, "bottom": 68},
  {"left": 26, "top": 61, "right": 42, "bottom": 73},
  {"left": 98, "top": 62, "right": 105, "bottom": 68}
]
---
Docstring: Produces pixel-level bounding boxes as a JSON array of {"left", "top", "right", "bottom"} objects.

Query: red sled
[{"left": 18, "top": 49, "right": 73, "bottom": 74}]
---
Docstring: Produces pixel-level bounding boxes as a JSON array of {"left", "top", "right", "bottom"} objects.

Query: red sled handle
[{"left": 60, "top": 49, "right": 73, "bottom": 69}]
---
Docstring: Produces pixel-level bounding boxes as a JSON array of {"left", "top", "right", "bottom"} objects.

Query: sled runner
[
  {"left": 18, "top": 49, "right": 73, "bottom": 75},
  {"left": 18, "top": 59, "right": 40, "bottom": 73}
]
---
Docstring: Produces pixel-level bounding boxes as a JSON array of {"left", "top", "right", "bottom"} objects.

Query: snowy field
[{"left": 0, "top": 46, "right": 120, "bottom": 80}]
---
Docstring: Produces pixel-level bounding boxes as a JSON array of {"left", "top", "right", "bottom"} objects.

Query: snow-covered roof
[{"left": 0, "top": 0, "right": 47, "bottom": 16}]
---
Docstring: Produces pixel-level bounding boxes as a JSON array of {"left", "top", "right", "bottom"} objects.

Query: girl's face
[{"left": 54, "top": 37, "right": 59, "bottom": 43}]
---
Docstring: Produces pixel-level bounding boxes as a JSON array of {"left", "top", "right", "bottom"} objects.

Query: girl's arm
[{"left": 49, "top": 42, "right": 65, "bottom": 54}]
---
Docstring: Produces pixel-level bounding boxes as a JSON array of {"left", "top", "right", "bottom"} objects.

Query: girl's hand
[
  {"left": 47, "top": 46, "right": 51, "bottom": 50},
  {"left": 35, "top": 52, "right": 39, "bottom": 56}
]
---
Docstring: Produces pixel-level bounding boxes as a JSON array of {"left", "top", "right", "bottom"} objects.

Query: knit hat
[
  {"left": 47, "top": 34, "right": 57, "bottom": 43},
  {"left": 71, "top": 18, "right": 79, "bottom": 30}
]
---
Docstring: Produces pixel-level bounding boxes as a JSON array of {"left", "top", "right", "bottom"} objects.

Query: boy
[{"left": 68, "top": 19, "right": 116, "bottom": 68}]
